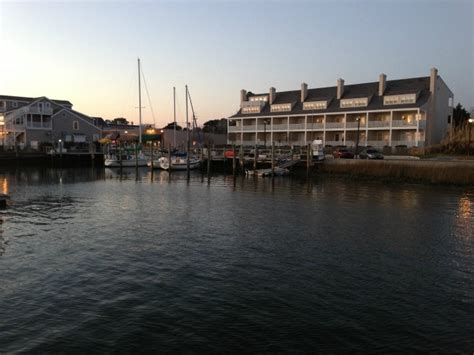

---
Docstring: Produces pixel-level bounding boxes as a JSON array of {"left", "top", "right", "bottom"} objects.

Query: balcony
[
  {"left": 272, "top": 123, "right": 288, "bottom": 130},
  {"left": 307, "top": 123, "right": 324, "bottom": 130},
  {"left": 228, "top": 126, "right": 241, "bottom": 132},
  {"left": 242, "top": 125, "right": 257, "bottom": 131},
  {"left": 325, "top": 140, "right": 344, "bottom": 146},
  {"left": 26, "top": 121, "right": 52, "bottom": 129},
  {"left": 367, "top": 140, "right": 389, "bottom": 147},
  {"left": 325, "top": 122, "right": 344, "bottom": 129},
  {"left": 346, "top": 121, "right": 364, "bottom": 129},
  {"left": 368, "top": 121, "right": 390, "bottom": 128},
  {"left": 392, "top": 120, "right": 417, "bottom": 128},
  {"left": 288, "top": 123, "right": 305, "bottom": 130}
]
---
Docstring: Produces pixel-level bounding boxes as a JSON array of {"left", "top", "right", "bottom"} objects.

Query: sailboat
[
  {"left": 105, "top": 58, "right": 147, "bottom": 167},
  {"left": 152, "top": 85, "right": 201, "bottom": 171}
]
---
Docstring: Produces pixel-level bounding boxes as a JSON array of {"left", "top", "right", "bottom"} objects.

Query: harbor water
[{"left": 0, "top": 167, "right": 473, "bottom": 352}]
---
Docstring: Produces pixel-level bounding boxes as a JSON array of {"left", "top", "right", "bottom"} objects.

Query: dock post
[
  {"left": 119, "top": 144, "right": 123, "bottom": 170},
  {"left": 207, "top": 144, "right": 211, "bottom": 177},
  {"left": 239, "top": 144, "right": 244, "bottom": 173},
  {"left": 168, "top": 144, "right": 172, "bottom": 173},
  {"left": 232, "top": 144, "right": 236, "bottom": 177},
  {"left": 135, "top": 143, "right": 139, "bottom": 169},
  {"left": 306, "top": 143, "right": 311, "bottom": 176},
  {"left": 253, "top": 145, "right": 257, "bottom": 175},
  {"left": 150, "top": 140, "right": 154, "bottom": 169},
  {"left": 271, "top": 142, "right": 275, "bottom": 177}
]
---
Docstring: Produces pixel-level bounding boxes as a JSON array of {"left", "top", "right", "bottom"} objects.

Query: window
[
  {"left": 448, "top": 97, "right": 453, "bottom": 107},
  {"left": 384, "top": 94, "right": 416, "bottom": 105},
  {"left": 73, "top": 120, "right": 79, "bottom": 130},
  {"left": 271, "top": 103, "right": 292, "bottom": 112},
  {"left": 448, "top": 115, "right": 451, "bottom": 124},
  {"left": 249, "top": 96, "right": 268, "bottom": 102},
  {"left": 12, "top": 101, "right": 18, "bottom": 108},
  {"left": 303, "top": 101, "right": 327, "bottom": 110},
  {"left": 340, "top": 98, "right": 368, "bottom": 108},
  {"left": 242, "top": 106, "right": 261, "bottom": 114},
  {"left": 45, "top": 102, "right": 50, "bottom": 108},
  {"left": 0, "top": 101, "right": 4, "bottom": 111}
]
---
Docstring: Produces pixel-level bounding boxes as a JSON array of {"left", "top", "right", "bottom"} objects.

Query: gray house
[{"left": 0, "top": 95, "right": 101, "bottom": 151}]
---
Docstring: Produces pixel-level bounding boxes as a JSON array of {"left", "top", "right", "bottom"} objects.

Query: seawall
[{"left": 320, "top": 159, "right": 474, "bottom": 185}]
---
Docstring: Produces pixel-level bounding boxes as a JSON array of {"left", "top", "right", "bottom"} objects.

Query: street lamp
[
  {"left": 263, "top": 119, "right": 270, "bottom": 148},
  {"left": 355, "top": 117, "right": 361, "bottom": 158},
  {"left": 468, "top": 118, "right": 474, "bottom": 155}
]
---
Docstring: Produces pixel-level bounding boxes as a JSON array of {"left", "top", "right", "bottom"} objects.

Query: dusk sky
[{"left": 1, "top": 0, "right": 472, "bottom": 127}]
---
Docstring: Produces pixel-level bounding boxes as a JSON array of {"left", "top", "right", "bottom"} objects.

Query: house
[
  {"left": 228, "top": 68, "right": 454, "bottom": 149},
  {"left": 0, "top": 95, "right": 101, "bottom": 151}
]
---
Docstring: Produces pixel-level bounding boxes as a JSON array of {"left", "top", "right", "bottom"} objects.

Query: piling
[
  {"left": 271, "top": 142, "right": 275, "bottom": 177},
  {"left": 306, "top": 143, "right": 311, "bottom": 175},
  {"left": 239, "top": 145, "right": 244, "bottom": 172},
  {"left": 150, "top": 141, "right": 154, "bottom": 169},
  {"left": 232, "top": 144, "right": 237, "bottom": 176},
  {"left": 119, "top": 144, "right": 123, "bottom": 170},
  {"left": 207, "top": 145, "right": 211, "bottom": 177},
  {"left": 253, "top": 145, "right": 257, "bottom": 175},
  {"left": 168, "top": 144, "right": 172, "bottom": 173}
]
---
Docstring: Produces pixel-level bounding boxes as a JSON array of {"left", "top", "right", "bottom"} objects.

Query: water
[{"left": 0, "top": 167, "right": 473, "bottom": 353}]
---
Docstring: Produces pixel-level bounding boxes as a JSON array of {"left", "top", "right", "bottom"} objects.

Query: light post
[
  {"left": 355, "top": 117, "right": 361, "bottom": 158},
  {"left": 0, "top": 117, "right": 4, "bottom": 149},
  {"left": 468, "top": 118, "right": 474, "bottom": 156},
  {"left": 263, "top": 119, "right": 270, "bottom": 148}
]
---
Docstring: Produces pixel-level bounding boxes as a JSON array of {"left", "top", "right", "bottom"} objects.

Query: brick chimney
[
  {"left": 337, "top": 79, "right": 344, "bottom": 99},
  {"left": 379, "top": 73, "right": 387, "bottom": 96},
  {"left": 240, "top": 89, "right": 247, "bottom": 105},
  {"left": 269, "top": 87, "right": 276, "bottom": 104},
  {"left": 430, "top": 67, "right": 438, "bottom": 94},
  {"left": 301, "top": 83, "right": 308, "bottom": 102}
]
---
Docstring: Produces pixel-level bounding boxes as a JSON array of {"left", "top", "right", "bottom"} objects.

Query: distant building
[
  {"left": 0, "top": 95, "right": 101, "bottom": 150},
  {"left": 228, "top": 68, "right": 454, "bottom": 148}
]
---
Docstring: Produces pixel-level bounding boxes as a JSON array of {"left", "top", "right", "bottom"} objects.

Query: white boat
[
  {"left": 158, "top": 156, "right": 201, "bottom": 171},
  {"left": 312, "top": 139, "right": 325, "bottom": 162},
  {"left": 245, "top": 167, "right": 290, "bottom": 177},
  {"left": 105, "top": 154, "right": 148, "bottom": 167}
]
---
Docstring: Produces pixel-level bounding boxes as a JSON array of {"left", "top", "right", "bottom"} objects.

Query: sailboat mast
[
  {"left": 173, "top": 86, "right": 176, "bottom": 148},
  {"left": 138, "top": 58, "right": 142, "bottom": 144},
  {"left": 185, "top": 85, "right": 190, "bottom": 172}
]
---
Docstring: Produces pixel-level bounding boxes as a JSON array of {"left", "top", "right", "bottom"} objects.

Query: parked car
[
  {"left": 359, "top": 148, "right": 384, "bottom": 159},
  {"left": 333, "top": 148, "right": 354, "bottom": 159}
]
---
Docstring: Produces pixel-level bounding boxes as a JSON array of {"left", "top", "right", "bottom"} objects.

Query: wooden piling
[
  {"left": 150, "top": 141, "right": 154, "bottom": 169},
  {"left": 232, "top": 144, "right": 236, "bottom": 176},
  {"left": 207, "top": 145, "right": 211, "bottom": 176},
  {"left": 271, "top": 142, "right": 275, "bottom": 177},
  {"left": 168, "top": 144, "right": 172, "bottom": 173},
  {"left": 306, "top": 143, "right": 311, "bottom": 175},
  {"left": 239, "top": 145, "right": 244, "bottom": 172},
  {"left": 119, "top": 144, "right": 123, "bottom": 170},
  {"left": 253, "top": 145, "right": 257, "bottom": 174}
]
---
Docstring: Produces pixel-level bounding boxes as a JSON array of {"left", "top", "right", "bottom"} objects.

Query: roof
[
  {"left": 0, "top": 95, "right": 72, "bottom": 106},
  {"left": 232, "top": 76, "right": 431, "bottom": 118}
]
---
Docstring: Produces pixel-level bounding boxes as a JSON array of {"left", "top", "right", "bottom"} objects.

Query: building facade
[
  {"left": 0, "top": 95, "right": 101, "bottom": 150},
  {"left": 228, "top": 68, "right": 454, "bottom": 149}
]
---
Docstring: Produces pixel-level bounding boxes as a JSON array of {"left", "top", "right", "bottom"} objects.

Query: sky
[{"left": 0, "top": 0, "right": 473, "bottom": 127}]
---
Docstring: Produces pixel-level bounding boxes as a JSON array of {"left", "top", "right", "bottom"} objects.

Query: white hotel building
[{"left": 228, "top": 68, "right": 454, "bottom": 149}]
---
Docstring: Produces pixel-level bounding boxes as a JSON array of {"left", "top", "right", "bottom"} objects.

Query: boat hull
[{"left": 105, "top": 158, "right": 148, "bottom": 167}]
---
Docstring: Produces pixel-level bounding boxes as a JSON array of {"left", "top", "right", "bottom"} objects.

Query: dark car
[
  {"left": 333, "top": 148, "right": 354, "bottom": 159},
  {"left": 359, "top": 148, "right": 384, "bottom": 159}
]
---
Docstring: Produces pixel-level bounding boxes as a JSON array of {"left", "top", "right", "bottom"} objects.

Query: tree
[
  {"left": 453, "top": 103, "right": 470, "bottom": 128},
  {"left": 202, "top": 118, "right": 227, "bottom": 134},
  {"left": 111, "top": 117, "right": 129, "bottom": 125},
  {"left": 163, "top": 122, "right": 182, "bottom": 130}
]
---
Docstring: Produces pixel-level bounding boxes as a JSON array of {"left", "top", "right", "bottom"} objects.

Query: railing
[
  {"left": 368, "top": 120, "right": 390, "bottom": 128},
  {"left": 228, "top": 126, "right": 241, "bottom": 132},
  {"left": 367, "top": 140, "right": 389, "bottom": 147},
  {"left": 272, "top": 124, "right": 288, "bottom": 130},
  {"left": 306, "top": 123, "right": 324, "bottom": 130},
  {"left": 392, "top": 120, "right": 417, "bottom": 128},
  {"left": 346, "top": 121, "right": 364, "bottom": 128},
  {"left": 325, "top": 140, "right": 344, "bottom": 146},
  {"left": 26, "top": 121, "right": 52, "bottom": 129},
  {"left": 325, "top": 122, "right": 344, "bottom": 129},
  {"left": 28, "top": 107, "right": 53, "bottom": 115},
  {"left": 242, "top": 125, "right": 257, "bottom": 131},
  {"left": 288, "top": 123, "right": 305, "bottom": 130}
]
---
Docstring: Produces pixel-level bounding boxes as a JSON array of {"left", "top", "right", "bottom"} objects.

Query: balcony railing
[
  {"left": 26, "top": 121, "right": 52, "bottom": 129},
  {"left": 367, "top": 140, "right": 389, "bottom": 147},
  {"left": 228, "top": 126, "right": 241, "bottom": 132},
  {"left": 392, "top": 120, "right": 417, "bottom": 128},
  {"left": 325, "top": 140, "right": 344, "bottom": 146},
  {"left": 242, "top": 125, "right": 257, "bottom": 131},
  {"left": 346, "top": 121, "right": 364, "bottom": 128},
  {"left": 306, "top": 123, "right": 324, "bottom": 130},
  {"left": 325, "top": 122, "right": 344, "bottom": 129},
  {"left": 272, "top": 123, "right": 288, "bottom": 130},
  {"left": 368, "top": 120, "right": 390, "bottom": 128},
  {"left": 288, "top": 123, "right": 305, "bottom": 130}
]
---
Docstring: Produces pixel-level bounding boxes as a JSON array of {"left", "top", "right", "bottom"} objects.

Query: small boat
[
  {"left": 312, "top": 139, "right": 325, "bottom": 162},
  {"left": 158, "top": 156, "right": 201, "bottom": 171},
  {"left": 245, "top": 167, "right": 290, "bottom": 177},
  {"left": 105, "top": 154, "right": 148, "bottom": 167}
]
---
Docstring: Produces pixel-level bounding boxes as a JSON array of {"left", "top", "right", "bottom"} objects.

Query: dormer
[
  {"left": 241, "top": 100, "right": 266, "bottom": 114},
  {"left": 270, "top": 103, "right": 293, "bottom": 112},
  {"left": 383, "top": 93, "right": 418, "bottom": 105},
  {"left": 340, "top": 97, "right": 369, "bottom": 108},
  {"left": 303, "top": 100, "right": 329, "bottom": 110}
]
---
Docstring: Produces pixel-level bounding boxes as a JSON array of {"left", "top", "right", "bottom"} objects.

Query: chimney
[
  {"left": 430, "top": 67, "right": 438, "bottom": 93},
  {"left": 269, "top": 87, "right": 276, "bottom": 104},
  {"left": 301, "top": 83, "right": 308, "bottom": 102},
  {"left": 240, "top": 89, "right": 247, "bottom": 105},
  {"left": 337, "top": 79, "right": 344, "bottom": 99},
  {"left": 379, "top": 73, "right": 387, "bottom": 96}
]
